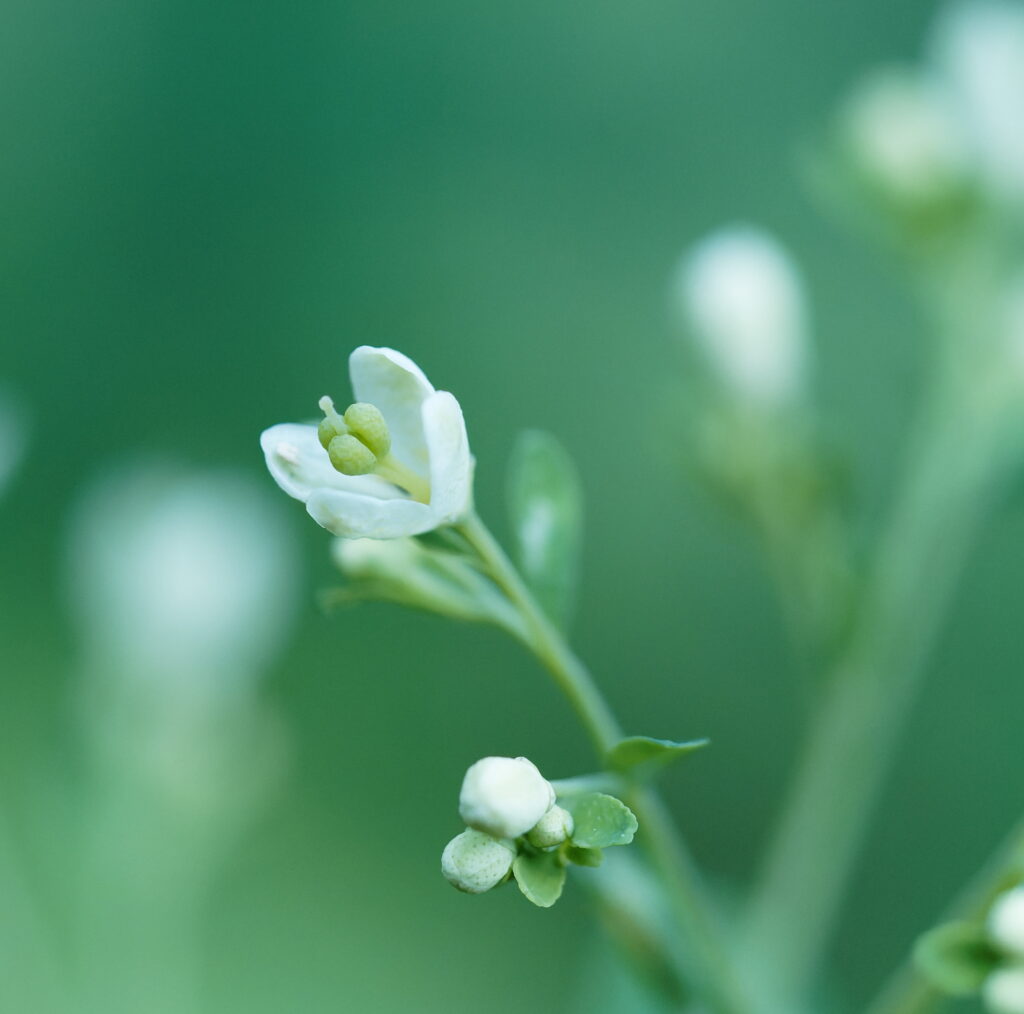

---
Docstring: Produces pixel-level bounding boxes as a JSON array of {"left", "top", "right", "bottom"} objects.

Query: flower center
[{"left": 317, "top": 396, "right": 431, "bottom": 504}]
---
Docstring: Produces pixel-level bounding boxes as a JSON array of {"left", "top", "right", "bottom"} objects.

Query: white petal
[
  {"left": 306, "top": 487, "right": 436, "bottom": 539},
  {"left": 260, "top": 423, "right": 394, "bottom": 503},
  {"left": 349, "top": 346, "right": 434, "bottom": 471},
  {"left": 421, "top": 390, "right": 472, "bottom": 523}
]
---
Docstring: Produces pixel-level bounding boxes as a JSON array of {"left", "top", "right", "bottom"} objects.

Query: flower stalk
[{"left": 456, "top": 510, "right": 751, "bottom": 1014}]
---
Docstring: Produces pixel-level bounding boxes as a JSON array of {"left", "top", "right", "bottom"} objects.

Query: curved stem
[
  {"left": 457, "top": 512, "right": 620, "bottom": 754},
  {"left": 457, "top": 511, "right": 751, "bottom": 1014},
  {"left": 740, "top": 388, "right": 1003, "bottom": 1007},
  {"left": 867, "top": 816, "right": 1024, "bottom": 1014}
]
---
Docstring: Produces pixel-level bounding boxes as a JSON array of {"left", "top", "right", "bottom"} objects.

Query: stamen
[{"left": 318, "top": 395, "right": 349, "bottom": 449}]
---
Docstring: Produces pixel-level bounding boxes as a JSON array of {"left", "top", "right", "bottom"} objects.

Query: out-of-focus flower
[
  {"left": 459, "top": 756, "right": 556, "bottom": 839},
  {"left": 931, "top": 0, "right": 1024, "bottom": 201},
  {"left": 840, "top": 68, "right": 973, "bottom": 208},
  {"left": 67, "top": 464, "right": 299, "bottom": 698},
  {"left": 984, "top": 965, "right": 1024, "bottom": 1014},
  {"left": 674, "top": 226, "right": 809, "bottom": 409},
  {"left": 441, "top": 829, "right": 516, "bottom": 894},
  {"left": 990, "top": 888, "right": 1024, "bottom": 958},
  {"left": 262, "top": 346, "right": 472, "bottom": 539}
]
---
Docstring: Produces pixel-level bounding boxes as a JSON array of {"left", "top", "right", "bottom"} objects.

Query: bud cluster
[{"left": 441, "top": 756, "right": 574, "bottom": 896}]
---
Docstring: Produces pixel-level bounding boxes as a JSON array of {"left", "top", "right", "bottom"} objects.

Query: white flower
[
  {"left": 990, "top": 888, "right": 1024, "bottom": 958},
  {"left": 261, "top": 346, "right": 472, "bottom": 539},
  {"left": 674, "top": 226, "right": 809, "bottom": 408},
  {"left": 526, "top": 804, "right": 574, "bottom": 849},
  {"left": 985, "top": 965, "right": 1024, "bottom": 1014},
  {"left": 441, "top": 828, "right": 516, "bottom": 894},
  {"left": 931, "top": 0, "right": 1024, "bottom": 201},
  {"left": 841, "top": 68, "right": 972, "bottom": 205},
  {"left": 459, "top": 756, "right": 556, "bottom": 839}
]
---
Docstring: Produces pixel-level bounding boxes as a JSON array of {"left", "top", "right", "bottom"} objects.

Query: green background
[{"left": 2, "top": 1, "right": 1017, "bottom": 1010}]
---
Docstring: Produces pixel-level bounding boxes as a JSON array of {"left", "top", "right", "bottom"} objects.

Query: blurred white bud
[
  {"left": 441, "top": 828, "right": 516, "bottom": 894},
  {"left": 0, "top": 388, "right": 27, "bottom": 501},
  {"left": 67, "top": 463, "right": 299, "bottom": 699},
  {"left": 985, "top": 965, "right": 1024, "bottom": 1014},
  {"left": 675, "top": 226, "right": 809, "bottom": 408},
  {"left": 526, "top": 804, "right": 574, "bottom": 849},
  {"left": 459, "top": 756, "right": 556, "bottom": 839},
  {"left": 990, "top": 888, "right": 1024, "bottom": 958},
  {"left": 841, "top": 68, "right": 972, "bottom": 205},
  {"left": 932, "top": 0, "right": 1024, "bottom": 201}
]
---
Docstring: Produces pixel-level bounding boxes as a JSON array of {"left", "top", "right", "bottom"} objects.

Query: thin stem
[
  {"left": 457, "top": 511, "right": 751, "bottom": 1014},
  {"left": 740, "top": 387, "right": 1002, "bottom": 1007},
  {"left": 867, "top": 817, "right": 1024, "bottom": 1014},
  {"left": 457, "top": 512, "right": 620, "bottom": 754}
]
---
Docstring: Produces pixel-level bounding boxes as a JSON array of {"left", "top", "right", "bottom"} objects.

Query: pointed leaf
[
  {"left": 913, "top": 921, "right": 999, "bottom": 996},
  {"left": 507, "top": 430, "right": 583, "bottom": 629},
  {"left": 606, "top": 736, "right": 709, "bottom": 779},
  {"left": 513, "top": 851, "right": 566, "bottom": 908},
  {"left": 565, "top": 793, "right": 638, "bottom": 849}
]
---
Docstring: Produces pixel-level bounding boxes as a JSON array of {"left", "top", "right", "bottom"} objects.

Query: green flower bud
[
  {"left": 441, "top": 828, "right": 516, "bottom": 894},
  {"left": 328, "top": 434, "right": 377, "bottom": 475},
  {"left": 527, "top": 805, "right": 574, "bottom": 849},
  {"left": 344, "top": 402, "right": 391, "bottom": 458}
]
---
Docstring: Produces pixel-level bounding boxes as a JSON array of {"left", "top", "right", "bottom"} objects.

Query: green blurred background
[{"left": 2, "top": 1, "right": 1019, "bottom": 1010}]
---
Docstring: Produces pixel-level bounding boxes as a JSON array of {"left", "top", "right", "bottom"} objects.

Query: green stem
[
  {"left": 867, "top": 817, "right": 1024, "bottom": 1014},
  {"left": 457, "top": 511, "right": 751, "bottom": 1014},
  {"left": 740, "top": 388, "right": 1002, "bottom": 1007},
  {"left": 457, "top": 512, "right": 620, "bottom": 754},
  {"left": 0, "top": 809, "right": 68, "bottom": 1012}
]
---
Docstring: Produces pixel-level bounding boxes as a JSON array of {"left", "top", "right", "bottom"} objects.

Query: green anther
[
  {"left": 343, "top": 402, "right": 391, "bottom": 458},
  {"left": 318, "top": 417, "right": 342, "bottom": 450},
  {"left": 328, "top": 434, "right": 377, "bottom": 475}
]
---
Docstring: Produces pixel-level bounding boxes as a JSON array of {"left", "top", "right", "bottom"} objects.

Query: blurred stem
[
  {"left": 0, "top": 808, "right": 68, "bottom": 1012},
  {"left": 867, "top": 816, "right": 1024, "bottom": 1014},
  {"left": 741, "top": 338, "right": 1004, "bottom": 1005},
  {"left": 457, "top": 511, "right": 751, "bottom": 1014}
]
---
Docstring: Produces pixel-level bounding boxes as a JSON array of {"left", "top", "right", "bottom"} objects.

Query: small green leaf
[
  {"left": 565, "top": 845, "right": 603, "bottom": 868},
  {"left": 606, "top": 736, "right": 709, "bottom": 779},
  {"left": 513, "top": 851, "right": 567, "bottom": 908},
  {"left": 565, "top": 793, "right": 638, "bottom": 849},
  {"left": 507, "top": 430, "right": 583, "bottom": 629},
  {"left": 913, "top": 921, "right": 999, "bottom": 996}
]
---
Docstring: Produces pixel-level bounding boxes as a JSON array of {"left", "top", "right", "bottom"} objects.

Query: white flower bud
[
  {"left": 984, "top": 965, "right": 1024, "bottom": 1014},
  {"left": 675, "top": 226, "right": 809, "bottom": 408},
  {"left": 526, "top": 804, "right": 574, "bottom": 849},
  {"left": 990, "top": 888, "right": 1024, "bottom": 958},
  {"left": 841, "top": 69, "right": 971, "bottom": 206},
  {"left": 459, "top": 756, "right": 556, "bottom": 839},
  {"left": 441, "top": 829, "right": 516, "bottom": 894},
  {"left": 932, "top": 0, "right": 1024, "bottom": 202}
]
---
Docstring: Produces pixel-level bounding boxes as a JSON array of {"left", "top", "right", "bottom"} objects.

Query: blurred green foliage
[{"left": 2, "top": 1, "right": 1018, "bottom": 1010}]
